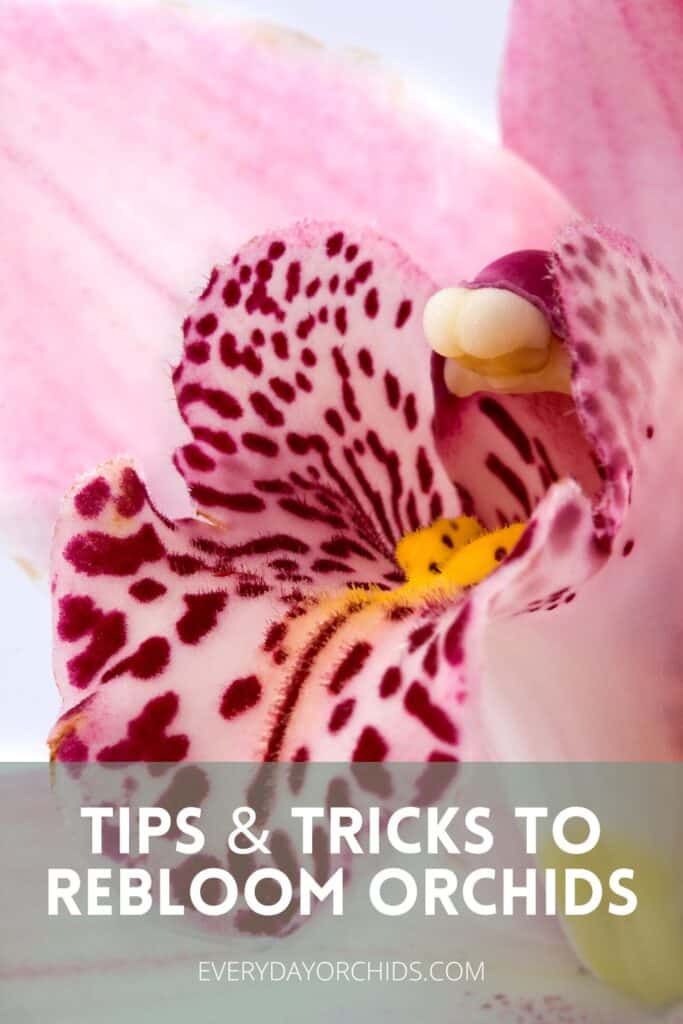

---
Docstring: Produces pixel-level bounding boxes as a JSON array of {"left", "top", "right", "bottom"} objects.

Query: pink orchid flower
[{"left": 3, "top": 0, "right": 683, "bottom": 1018}]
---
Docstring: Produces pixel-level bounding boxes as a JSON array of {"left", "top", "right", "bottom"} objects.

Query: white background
[{"left": 0, "top": 0, "right": 511, "bottom": 759}]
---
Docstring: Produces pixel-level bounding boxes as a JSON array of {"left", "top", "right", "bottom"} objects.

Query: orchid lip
[{"left": 339, "top": 515, "right": 528, "bottom": 611}]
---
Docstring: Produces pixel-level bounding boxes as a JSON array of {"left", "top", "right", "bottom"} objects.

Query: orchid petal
[
  {"left": 432, "top": 224, "right": 683, "bottom": 761},
  {"left": 49, "top": 223, "right": 479, "bottom": 763},
  {"left": 0, "top": 0, "right": 573, "bottom": 572},
  {"left": 482, "top": 224, "right": 683, "bottom": 762},
  {"left": 50, "top": 454, "right": 472, "bottom": 763},
  {"left": 172, "top": 222, "right": 452, "bottom": 581},
  {"left": 501, "top": 0, "right": 683, "bottom": 274}
]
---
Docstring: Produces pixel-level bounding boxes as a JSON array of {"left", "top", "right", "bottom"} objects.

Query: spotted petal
[
  {"left": 431, "top": 224, "right": 683, "bottom": 761},
  {"left": 49, "top": 224, "right": 479, "bottom": 764},
  {"left": 501, "top": 0, "right": 683, "bottom": 273},
  {"left": 0, "top": 0, "right": 573, "bottom": 573}
]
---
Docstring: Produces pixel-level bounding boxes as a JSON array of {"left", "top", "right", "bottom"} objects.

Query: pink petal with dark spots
[
  {"left": 0, "top": 0, "right": 574, "bottom": 571},
  {"left": 434, "top": 225, "right": 683, "bottom": 760},
  {"left": 502, "top": 0, "right": 683, "bottom": 273},
  {"left": 174, "top": 222, "right": 454, "bottom": 585},
  {"left": 49, "top": 224, "right": 474, "bottom": 763},
  {"left": 50, "top": 457, "right": 471, "bottom": 765}
]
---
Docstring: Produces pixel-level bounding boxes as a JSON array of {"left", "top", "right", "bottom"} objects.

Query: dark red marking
[
  {"left": 193, "top": 426, "right": 237, "bottom": 455},
  {"left": 250, "top": 391, "right": 285, "bottom": 427},
  {"left": 264, "top": 621, "right": 287, "bottom": 653},
  {"left": 404, "top": 394, "right": 418, "bottom": 430},
  {"left": 342, "top": 381, "right": 361, "bottom": 422},
  {"left": 395, "top": 299, "right": 412, "bottom": 328},
  {"left": 404, "top": 681, "right": 457, "bottom": 744},
  {"left": 329, "top": 641, "right": 372, "bottom": 694},
  {"left": 56, "top": 733, "right": 89, "bottom": 763},
  {"left": 334, "top": 307, "right": 348, "bottom": 335},
  {"left": 129, "top": 578, "right": 167, "bottom": 603},
  {"left": 384, "top": 372, "right": 400, "bottom": 409},
  {"left": 167, "top": 553, "right": 204, "bottom": 576},
  {"left": 270, "top": 377, "right": 296, "bottom": 403},
  {"left": 479, "top": 397, "right": 534, "bottom": 464},
  {"left": 485, "top": 453, "right": 532, "bottom": 517},
  {"left": 408, "top": 622, "right": 435, "bottom": 652},
  {"left": 271, "top": 331, "right": 289, "bottom": 359},
  {"left": 279, "top": 497, "right": 345, "bottom": 529},
  {"left": 326, "top": 232, "right": 344, "bottom": 257},
  {"left": 237, "top": 575, "right": 270, "bottom": 599},
  {"left": 243, "top": 432, "right": 279, "bottom": 457},
  {"left": 321, "top": 536, "right": 375, "bottom": 561},
  {"left": 67, "top": 611, "right": 126, "bottom": 689},
  {"left": 328, "top": 698, "right": 356, "bottom": 734},
  {"left": 58, "top": 595, "right": 99, "bottom": 642},
  {"left": 208, "top": 533, "right": 309, "bottom": 559},
  {"left": 423, "top": 641, "right": 439, "bottom": 678},
  {"left": 223, "top": 279, "right": 241, "bottom": 307},
  {"left": 505, "top": 520, "right": 537, "bottom": 562},
  {"left": 177, "top": 592, "right": 228, "bottom": 645},
  {"left": 65, "top": 524, "right": 164, "bottom": 577},
  {"left": 195, "top": 313, "right": 218, "bottom": 336},
  {"left": 97, "top": 692, "right": 189, "bottom": 763},
  {"left": 534, "top": 437, "right": 559, "bottom": 484},
  {"left": 102, "top": 636, "right": 171, "bottom": 682},
  {"left": 296, "top": 314, "right": 315, "bottom": 340},
  {"left": 416, "top": 447, "right": 434, "bottom": 493},
  {"left": 285, "top": 262, "right": 301, "bottom": 302},
  {"left": 189, "top": 484, "right": 265, "bottom": 513},
  {"left": 364, "top": 287, "right": 379, "bottom": 318},
  {"left": 352, "top": 726, "right": 388, "bottom": 762},
  {"left": 220, "top": 675, "right": 262, "bottom": 720},
  {"left": 263, "top": 613, "right": 349, "bottom": 762},
  {"left": 182, "top": 444, "right": 216, "bottom": 472},
  {"left": 379, "top": 665, "right": 401, "bottom": 698},
  {"left": 355, "top": 260, "right": 373, "bottom": 283},
  {"left": 74, "top": 477, "right": 110, "bottom": 519},
  {"left": 444, "top": 604, "right": 471, "bottom": 665},
  {"left": 201, "top": 387, "right": 243, "bottom": 420},
  {"left": 114, "top": 469, "right": 146, "bottom": 519},
  {"left": 358, "top": 348, "right": 374, "bottom": 376},
  {"left": 311, "top": 558, "right": 353, "bottom": 574},
  {"left": 256, "top": 258, "right": 273, "bottom": 281},
  {"left": 199, "top": 268, "right": 218, "bottom": 300},
  {"left": 185, "top": 340, "right": 210, "bottom": 364}
]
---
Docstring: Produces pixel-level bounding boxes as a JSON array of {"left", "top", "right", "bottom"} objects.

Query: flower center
[
  {"left": 393, "top": 516, "right": 525, "bottom": 596},
  {"left": 423, "top": 285, "right": 571, "bottom": 397},
  {"left": 342, "top": 517, "right": 526, "bottom": 610}
]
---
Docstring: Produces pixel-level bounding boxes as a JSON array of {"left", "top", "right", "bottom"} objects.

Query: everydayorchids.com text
[{"left": 196, "top": 960, "right": 486, "bottom": 984}]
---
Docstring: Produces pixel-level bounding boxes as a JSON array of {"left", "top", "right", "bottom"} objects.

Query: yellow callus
[{"left": 364, "top": 516, "right": 526, "bottom": 607}]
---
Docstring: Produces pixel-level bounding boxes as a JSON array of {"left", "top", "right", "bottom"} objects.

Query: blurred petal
[
  {"left": 0, "top": 0, "right": 573, "bottom": 572},
  {"left": 501, "top": 0, "right": 683, "bottom": 273}
]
